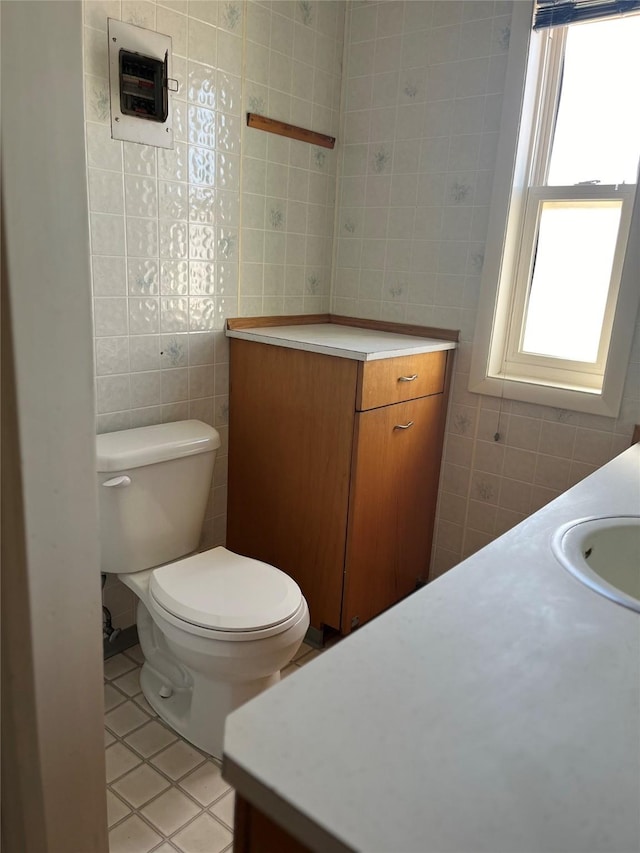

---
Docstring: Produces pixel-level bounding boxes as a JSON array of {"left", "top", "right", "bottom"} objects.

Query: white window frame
[{"left": 470, "top": 1, "right": 640, "bottom": 417}]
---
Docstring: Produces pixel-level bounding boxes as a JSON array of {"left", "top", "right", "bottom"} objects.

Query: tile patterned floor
[{"left": 104, "top": 642, "right": 323, "bottom": 853}]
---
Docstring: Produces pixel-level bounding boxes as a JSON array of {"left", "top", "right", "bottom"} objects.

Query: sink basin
[{"left": 552, "top": 516, "right": 640, "bottom": 613}]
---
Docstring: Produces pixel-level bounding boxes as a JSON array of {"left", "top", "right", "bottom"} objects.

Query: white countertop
[
  {"left": 223, "top": 444, "right": 640, "bottom": 853},
  {"left": 226, "top": 323, "right": 456, "bottom": 361}
]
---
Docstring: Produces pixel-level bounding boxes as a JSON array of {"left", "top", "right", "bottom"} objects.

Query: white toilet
[{"left": 96, "top": 420, "right": 309, "bottom": 759}]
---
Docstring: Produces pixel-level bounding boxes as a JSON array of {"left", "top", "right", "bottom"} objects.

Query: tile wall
[
  {"left": 334, "top": 0, "right": 640, "bottom": 578},
  {"left": 87, "top": 0, "right": 639, "bottom": 628},
  {"left": 85, "top": 0, "right": 345, "bottom": 627},
  {"left": 239, "top": 1, "right": 343, "bottom": 316}
]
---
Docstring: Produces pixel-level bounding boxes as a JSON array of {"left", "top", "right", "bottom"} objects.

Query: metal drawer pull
[
  {"left": 398, "top": 374, "right": 418, "bottom": 382},
  {"left": 394, "top": 421, "right": 414, "bottom": 430}
]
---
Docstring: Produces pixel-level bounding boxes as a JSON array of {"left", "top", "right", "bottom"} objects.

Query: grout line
[
  {"left": 106, "top": 643, "right": 326, "bottom": 848},
  {"left": 108, "top": 736, "right": 232, "bottom": 842}
]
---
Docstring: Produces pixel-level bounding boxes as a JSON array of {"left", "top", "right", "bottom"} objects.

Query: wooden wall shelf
[{"left": 246, "top": 113, "right": 336, "bottom": 149}]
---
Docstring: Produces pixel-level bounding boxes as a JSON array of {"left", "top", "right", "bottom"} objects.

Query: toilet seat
[{"left": 149, "top": 546, "right": 305, "bottom": 640}]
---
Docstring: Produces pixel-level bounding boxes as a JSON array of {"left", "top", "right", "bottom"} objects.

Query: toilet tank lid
[{"left": 96, "top": 420, "right": 221, "bottom": 472}]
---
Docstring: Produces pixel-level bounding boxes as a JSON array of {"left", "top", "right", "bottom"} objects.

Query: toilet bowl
[{"left": 97, "top": 420, "right": 309, "bottom": 758}]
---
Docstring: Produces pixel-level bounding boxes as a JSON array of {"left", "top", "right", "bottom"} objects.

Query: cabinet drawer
[{"left": 356, "top": 350, "right": 446, "bottom": 411}]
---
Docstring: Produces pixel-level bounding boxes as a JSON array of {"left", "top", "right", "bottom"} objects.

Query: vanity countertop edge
[
  {"left": 225, "top": 316, "right": 457, "bottom": 361},
  {"left": 222, "top": 442, "right": 640, "bottom": 853}
]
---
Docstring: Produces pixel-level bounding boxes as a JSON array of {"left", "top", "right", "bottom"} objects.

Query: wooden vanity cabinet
[{"left": 227, "top": 330, "right": 453, "bottom": 638}]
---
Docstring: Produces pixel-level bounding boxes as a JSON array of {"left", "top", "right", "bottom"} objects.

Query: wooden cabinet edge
[
  {"left": 234, "top": 794, "right": 314, "bottom": 853},
  {"left": 226, "top": 314, "right": 332, "bottom": 331},
  {"left": 329, "top": 314, "right": 459, "bottom": 343},
  {"left": 227, "top": 314, "right": 460, "bottom": 344}
]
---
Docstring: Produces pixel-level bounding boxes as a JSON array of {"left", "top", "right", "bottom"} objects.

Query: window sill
[{"left": 468, "top": 372, "right": 622, "bottom": 417}]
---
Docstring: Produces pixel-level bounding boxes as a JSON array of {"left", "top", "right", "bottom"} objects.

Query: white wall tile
[
  {"left": 217, "top": 30, "right": 243, "bottom": 76},
  {"left": 189, "top": 365, "right": 214, "bottom": 398},
  {"left": 159, "top": 220, "right": 188, "bottom": 258},
  {"left": 125, "top": 176, "right": 158, "bottom": 219},
  {"left": 97, "top": 374, "right": 131, "bottom": 414},
  {"left": 129, "top": 298, "right": 160, "bottom": 335},
  {"left": 129, "top": 335, "right": 160, "bottom": 372},
  {"left": 126, "top": 217, "right": 159, "bottom": 257},
  {"left": 162, "top": 401, "right": 189, "bottom": 423},
  {"left": 131, "top": 371, "right": 162, "bottom": 407},
  {"left": 127, "top": 258, "right": 159, "bottom": 296},
  {"left": 96, "top": 337, "right": 130, "bottom": 375},
  {"left": 123, "top": 143, "right": 157, "bottom": 178},
  {"left": 187, "top": 17, "right": 217, "bottom": 66},
  {"left": 131, "top": 405, "right": 164, "bottom": 428},
  {"left": 156, "top": 5, "right": 187, "bottom": 55},
  {"left": 84, "top": 0, "right": 121, "bottom": 30},
  {"left": 93, "top": 256, "right": 127, "bottom": 296},
  {"left": 161, "top": 368, "right": 188, "bottom": 402},
  {"left": 160, "top": 333, "right": 188, "bottom": 368},
  {"left": 95, "top": 298, "right": 129, "bottom": 337},
  {"left": 89, "top": 169, "right": 125, "bottom": 215},
  {"left": 122, "top": 0, "right": 156, "bottom": 29},
  {"left": 83, "top": 25, "right": 110, "bottom": 78},
  {"left": 160, "top": 297, "right": 189, "bottom": 332},
  {"left": 91, "top": 213, "right": 126, "bottom": 255}
]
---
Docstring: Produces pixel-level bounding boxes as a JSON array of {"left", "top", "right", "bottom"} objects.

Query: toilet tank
[{"left": 96, "top": 420, "right": 221, "bottom": 574}]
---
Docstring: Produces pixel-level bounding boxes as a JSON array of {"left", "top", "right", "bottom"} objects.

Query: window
[{"left": 470, "top": 2, "right": 640, "bottom": 416}]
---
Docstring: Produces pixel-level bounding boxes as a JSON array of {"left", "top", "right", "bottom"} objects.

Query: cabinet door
[{"left": 342, "top": 394, "right": 444, "bottom": 633}]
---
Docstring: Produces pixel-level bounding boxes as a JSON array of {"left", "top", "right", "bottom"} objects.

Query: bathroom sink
[{"left": 552, "top": 516, "right": 640, "bottom": 613}]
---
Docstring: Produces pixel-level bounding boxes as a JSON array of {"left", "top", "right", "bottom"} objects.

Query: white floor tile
[
  {"left": 294, "top": 647, "right": 322, "bottom": 667},
  {"left": 108, "top": 814, "right": 163, "bottom": 853},
  {"left": 105, "top": 700, "right": 151, "bottom": 737},
  {"left": 133, "top": 693, "right": 158, "bottom": 717},
  {"left": 104, "top": 638, "right": 327, "bottom": 850},
  {"left": 104, "top": 654, "right": 138, "bottom": 681},
  {"left": 106, "top": 789, "right": 131, "bottom": 828},
  {"left": 124, "top": 644, "right": 145, "bottom": 664},
  {"left": 293, "top": 642, "right": 316, "bottom": 661},
  {"left": 104, "top": 683, "right": 127, "bottom": 712},
  {"left": 105, "top": 742, "right": 143, "bottom": 784},
  {"left": 111, "top": 764, "right": 171, "bottom": 809},
  {"left": 178, "top": 761, "right": 231, "bottom": 807},
  {"left": 113, "top": 668, "right": 142, "bottom": 697},
  {"left": 150, "top": 741, "right": 206, "bottom": 781},
  {"left": 141, "top": 787, "right": 200, "bottom": 836},
  {"left": 172, "top": 813, "right": 232, "bottom": 853},
  {"left": 125, "top": 720, "right": 178, "bottom": 758},
  {"left": 209, "top": 790, "right": 235, "bottom": 829}
]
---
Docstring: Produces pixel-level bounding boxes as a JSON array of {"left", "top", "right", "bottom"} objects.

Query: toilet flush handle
[{"left": 102, "top": 475, "right": 132, "bottom": 488}]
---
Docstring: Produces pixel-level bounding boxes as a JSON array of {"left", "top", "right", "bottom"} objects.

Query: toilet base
[
  {"left": 140, "top": 659, "right": 279, "bottom": 759},
  {"left": 119, "top": 570, "right": 308, "bottom": 759}
]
